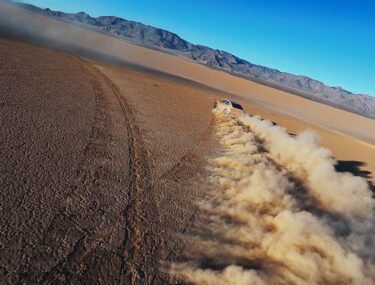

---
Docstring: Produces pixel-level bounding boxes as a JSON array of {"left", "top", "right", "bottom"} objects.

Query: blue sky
[{"left": 20, "top": 0, "right": 375, "bottom": 96}]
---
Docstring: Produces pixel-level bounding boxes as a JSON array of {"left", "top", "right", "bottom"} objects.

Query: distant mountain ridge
[{"left": 12, "top": 1, "right": 375, "bottom": 118}]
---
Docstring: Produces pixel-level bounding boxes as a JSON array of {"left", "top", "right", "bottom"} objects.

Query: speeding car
[{"left": 213, "top": 99, "right": 245, "bottom": 116}]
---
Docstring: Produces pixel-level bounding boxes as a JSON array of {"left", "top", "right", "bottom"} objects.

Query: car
[{"left": 213, "top": 99, "right": 245, "bottom": 116}]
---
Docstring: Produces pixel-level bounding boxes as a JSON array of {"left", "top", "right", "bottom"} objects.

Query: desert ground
[
  {"left": 1, "top": 2, "right": 375, "bottom": 285},
  {"left": 0, "top": 37, "right": 218, "bottom": 284}
]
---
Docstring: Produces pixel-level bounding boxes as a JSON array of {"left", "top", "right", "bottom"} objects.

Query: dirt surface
[
  {"left": 1, "top": 37, "right": 375, "bottom": 285},
  {"left": 0, "top": 39, "right": 200, "bottom": 283},
  {"left": 0, "top": 38, "right": 214, "bottom": 284}
]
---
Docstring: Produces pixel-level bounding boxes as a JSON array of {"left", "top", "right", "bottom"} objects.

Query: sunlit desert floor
[{"left": 1, "top": 6, "right": 375, "bottom": 282}]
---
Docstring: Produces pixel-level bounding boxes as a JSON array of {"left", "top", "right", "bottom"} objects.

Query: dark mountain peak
[
  {"left": 332, "top": 86, "right": 346, "bottom": 92},
  {"left": 76, "top": 11, "right": 90, "bottom": 18}
]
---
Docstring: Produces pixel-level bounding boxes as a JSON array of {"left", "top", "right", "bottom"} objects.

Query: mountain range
[{"left": 11, "top": 1, "right": 375, "bottom": 118}]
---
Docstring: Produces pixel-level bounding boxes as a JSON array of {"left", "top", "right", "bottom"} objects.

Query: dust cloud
[
  {"left": 170, "top": 112, "right": 375, "bottom": 285},
  {"left": 0, "top": 2, "right": 134, "bottom": 71}
]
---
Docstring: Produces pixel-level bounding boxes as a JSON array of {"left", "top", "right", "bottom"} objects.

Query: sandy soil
[{"left": 1, "top": 6, "right": 375, "bottom": 284}]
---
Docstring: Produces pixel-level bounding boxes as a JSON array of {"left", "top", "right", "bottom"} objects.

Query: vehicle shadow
[{"left": 335, "top": 160, "right": 375, "bottom": 193}]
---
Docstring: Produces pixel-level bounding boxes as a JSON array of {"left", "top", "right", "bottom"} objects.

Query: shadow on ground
[{"left": 335, "top": 160, "right": 375, "bottom": 193}]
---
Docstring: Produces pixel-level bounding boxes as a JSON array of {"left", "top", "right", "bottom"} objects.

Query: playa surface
[{"left": 1, "top": 3, "right": 374, "bottom": 284}]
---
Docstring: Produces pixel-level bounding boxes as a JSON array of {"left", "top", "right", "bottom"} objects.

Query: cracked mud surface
[{"left": 0, "top": 39, "right": 217, "bottom": 284}]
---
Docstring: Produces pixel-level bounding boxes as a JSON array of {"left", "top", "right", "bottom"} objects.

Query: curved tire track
[
  {"left": 12, "top": 56, "right": 160, "bottom": 284},
  {"left": 10, "top": 54, "right": 117, "bottom": 284},
  {"left": 85, "top": 60, "right": 161, "bottom": 284}
]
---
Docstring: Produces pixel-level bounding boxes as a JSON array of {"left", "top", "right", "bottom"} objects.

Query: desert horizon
[{"left": 1, "top": 1, "right": 375, "bottom": 284}]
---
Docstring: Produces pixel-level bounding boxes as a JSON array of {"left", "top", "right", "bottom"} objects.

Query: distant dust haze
[
  {"left": 170, "top": 112, "right": 375, "bottom": 285},
  {"left": 0, "top": 2, "right": 144, "bottom": 74}
]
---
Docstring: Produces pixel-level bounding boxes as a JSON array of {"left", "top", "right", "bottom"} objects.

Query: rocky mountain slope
[{"left": 12, "top": 1, "right": 375, "bottom": 118}]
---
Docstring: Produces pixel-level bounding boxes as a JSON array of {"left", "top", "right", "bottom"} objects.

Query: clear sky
[{"left": 19, "top": 0, "right": 375, "bottom": 96}]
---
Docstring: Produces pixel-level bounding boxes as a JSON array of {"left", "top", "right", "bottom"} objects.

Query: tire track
[
  {"left": 2, "top": 39, "right": 215, "bottom": 285},
  {"left": 81, "top": 60, "right": 217, "bottom": 285},
  {"left": 35, "top": 57, "right": 117, "bottom": 284},
  {"left": 11, "top": 55, "right": 159, "bottom": 284},
  {"left": 0, "top": 43, "right": 108, "bottom": 284},
  {"left": 2, "top": 43, "right": 212, "bottom": 284},
  {"left": 85, "top": 61, "right": 161, "bottom": 284}
]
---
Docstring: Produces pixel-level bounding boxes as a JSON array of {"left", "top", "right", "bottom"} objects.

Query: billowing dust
[{"left": 169, "top": 111, "right": 375, "bottom": 285}]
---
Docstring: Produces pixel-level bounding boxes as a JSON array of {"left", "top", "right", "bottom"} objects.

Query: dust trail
[
  {"left": 239, "top": 115, "right": 374, "bottom": 222},
  {"left": 169, "top": 112, "right": 375, "bottom": 285}
]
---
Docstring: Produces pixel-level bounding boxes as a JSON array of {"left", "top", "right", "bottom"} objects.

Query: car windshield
[
  {"left": 221, "top": 100, "right": 231, "bottom": 105},
  {"left": 232, "top": 102, "right": 244, "bottom": 110}
]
